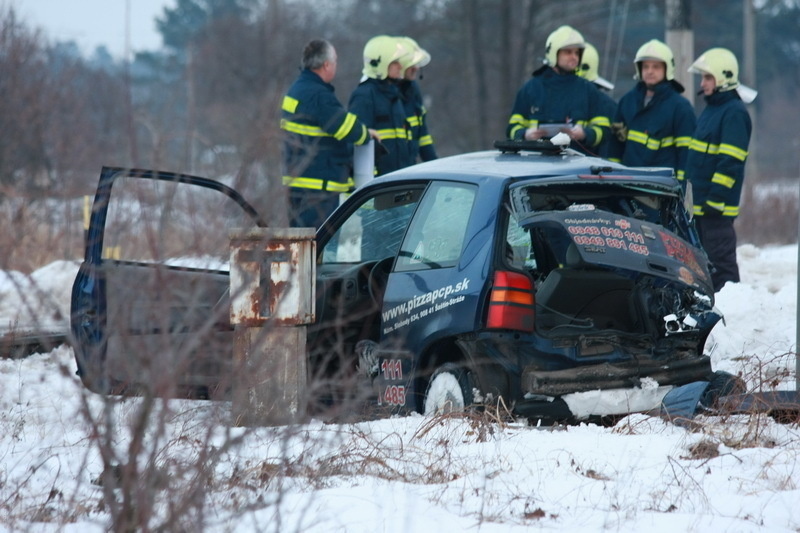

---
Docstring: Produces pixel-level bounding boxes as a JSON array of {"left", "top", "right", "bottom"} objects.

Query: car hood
[{"left": 519, "top": 209, "right": 714, "bottom": 295}]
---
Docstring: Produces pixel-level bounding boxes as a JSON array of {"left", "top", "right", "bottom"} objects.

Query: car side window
[
  {"left": 395, "top": 182, "right": 477, "bottom": 271},
  {"left": 321, "top": 186, "right": 424, "bottom": 264},
  {"left": 505, "top": 213, "right": 535, "bottom": 270}
]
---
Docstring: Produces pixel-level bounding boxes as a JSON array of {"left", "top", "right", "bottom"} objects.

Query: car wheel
[{"left": 423, "top": 363, "right": 474, "bottom": 416}]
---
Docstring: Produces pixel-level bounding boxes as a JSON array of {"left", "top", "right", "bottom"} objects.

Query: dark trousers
[
  {"left": 696, "top": 216, "right": 739, "bottom": 292},
  {"left": 288, "top": 188, "right": 340, "bottom": 229}
]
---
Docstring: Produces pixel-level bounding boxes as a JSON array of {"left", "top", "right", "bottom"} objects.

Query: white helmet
[
  {"left": 634, "top": 39, "right": 676, "bottom": 81},
  {"left": 689, "top": 47, "right": 757, "bottom": 102},
  {"left": 397, "top": 36, "right": 431, "bottom": 71},
  {"left": 578, "top": 42, "right": 614, "bottom": 90},
  {"left": 544, "top": 25, "right": 585, "bottom": 66},
  {"left": 362, "top": 35, "right": 414, "bottom": 80}
]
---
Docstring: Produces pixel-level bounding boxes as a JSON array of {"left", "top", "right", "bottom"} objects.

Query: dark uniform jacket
[
  {"left": 281, "top": 69, "right": 369, "bottom": 193},
  {"left": 608, "top": 81, "right": 696, "bottom": 184},
  {"left": 686, "top": 90, "right": 751, "bottom": 217},
  {"left": 399, "top": 80, "right": 438, "bottom": 163},
  {"left": 349, "top": 78, "right": 413, "bottom": 176},
  {"left": 507, "top": 67, "right": 611, "bottom": 156}
]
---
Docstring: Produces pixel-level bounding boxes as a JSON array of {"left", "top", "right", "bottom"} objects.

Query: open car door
[{"left": 71, "top": 167, "right": 265, "bottom": 398}]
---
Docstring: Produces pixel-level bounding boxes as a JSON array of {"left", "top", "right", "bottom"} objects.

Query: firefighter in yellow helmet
[
  {"left": 577, "top": 42, "right": 616, "bottom": 157},
  {"left": 349, "top": 36, "right": 415, "bottom": 176},
  {"left": 397, "top": 36, "right": 438, "bottom": 162},
  {"left": 685, "top": 48, "right": 755, "bottom": 291},
  {"left": 506, "top": 25, "right": 611, "bottom": 155},
  {"left": 607, "top": 39, "right": 696, "bottom": 185}
]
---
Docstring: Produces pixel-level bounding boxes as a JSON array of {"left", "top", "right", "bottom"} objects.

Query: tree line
[{"left": 3, "top": 0, "right": 799, "bottom": 205}]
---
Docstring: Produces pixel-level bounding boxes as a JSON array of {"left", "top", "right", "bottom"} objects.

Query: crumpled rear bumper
[{"left": 522, "top": 355, "right": 713, "bottom": 396}]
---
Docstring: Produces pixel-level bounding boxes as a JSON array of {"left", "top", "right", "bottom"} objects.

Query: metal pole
[{"left": 665, "top": 0, "right": 694, "bottom": 103}]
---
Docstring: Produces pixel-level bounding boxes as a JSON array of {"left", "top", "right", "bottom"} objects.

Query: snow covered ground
[{"left": 1, "top": 244, "right": 798, "bottom": 532}]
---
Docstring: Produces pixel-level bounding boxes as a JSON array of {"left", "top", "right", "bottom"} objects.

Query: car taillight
[{"left": 486, "top": 271, "right": 535, "bottom": 332}]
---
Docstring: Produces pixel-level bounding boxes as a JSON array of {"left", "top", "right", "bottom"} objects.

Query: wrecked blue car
[{"left": 71, "top": 141, "right": 730, "bottom": 423}]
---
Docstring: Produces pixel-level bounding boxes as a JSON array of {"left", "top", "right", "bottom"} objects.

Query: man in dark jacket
[
  {"left": 349, "top": 35, "right": 414, "bottom": 177},
  {"left": 686, "top": 48, "right": 754, "bottom": 291},
  {"left": 281, "top": 39, "right": 375, "bottom": 228},
  {"left": 507, "top": 25, "right": 611, "bottom": 156},
  {"left": 608, "top": 39, "right": 696, "bottom": 186}
]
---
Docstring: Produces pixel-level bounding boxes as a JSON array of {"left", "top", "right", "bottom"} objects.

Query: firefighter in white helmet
[
  {"left": 506, "top": 25, "right": 611, "bottom": 155},
  {"left": 685, "top": 47, "right": 755, "bottom": 291},
  {"left": 577, "top": 42, "right": 617, "bottom": 157},
  {"left": 607, "top": 39, "right": 696, "bottom": 185},
  {"left": 349, "top": 35, "right": 415, "bottom": 176},
  {"left": 397, "top": 36, "right": 438, "bottom": 163}
]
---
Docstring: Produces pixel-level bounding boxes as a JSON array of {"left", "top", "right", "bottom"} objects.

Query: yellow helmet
[
  {"left": 578, "top": 42, "right": 614, "bottom": 90},
  {"left": 397, "top": 36, "right": 431, "bottom": 70},
  {"left": 362, "top": 35, "right": 414, "bottom": 80},
  {"left": 634, "top": 39, "right": 675, "bottom": 81},
  {"left": 544, "top": 25, "right": 585, "bottom": 66},
  {"left": 688, "top": 47, "right": 739, "bottom": 92}
]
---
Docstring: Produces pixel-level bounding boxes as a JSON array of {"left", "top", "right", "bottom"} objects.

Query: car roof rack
[{"left": 493, "top": 139, "right": 564, "bottom": 155}]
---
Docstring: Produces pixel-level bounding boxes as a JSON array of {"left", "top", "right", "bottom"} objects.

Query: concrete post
[{"left": 229, "top": 227, "right": 315, "bottom": 426}]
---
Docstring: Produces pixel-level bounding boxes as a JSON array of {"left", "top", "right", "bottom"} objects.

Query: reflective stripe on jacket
[
  {"left": 349, "top": 78, "right": 414, "bottom": 176},
  {"left": 686, "top": 90, "right": 752, "bottom": 217},
  {"left": 281, "top": 69, "right": 369, "bottom": 192},
  {"left": 608, "top": 81, "right": 696, "bottom": 183},
  {"left": 506, "top": 67, "right": 611, "bottom": 156},
  {"left": 400, "top": 79, "right": 438, "bottom": 163}
]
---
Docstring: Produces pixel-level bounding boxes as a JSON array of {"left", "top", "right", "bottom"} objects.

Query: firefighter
[
  {"left": 506, "top": 25, "right": 611, "bottom": 156},
  {"left": 607, "top": 39, "right": 696, "bottom": 185},
  {"left": 280, "top": 39, "right": 377, "bottom": 228},
  {"left": 686, "top": 48, "right": 754, "bottom": 291},
  {"left": 577, "top": 42, "right": 617, "bottom": 158},
  {"left": 349, "top": 35, "right": 415, "bottom": 176},
  {"left": 397, "top": 36, "right": 438, "bottom": 163}
]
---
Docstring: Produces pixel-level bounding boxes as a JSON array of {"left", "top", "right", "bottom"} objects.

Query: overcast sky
[{"left": 14, "top": 0, "right": 171, "bottom": 58}]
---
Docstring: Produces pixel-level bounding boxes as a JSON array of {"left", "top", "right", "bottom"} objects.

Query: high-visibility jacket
[
  {"left": 281, "top": 69, "right": 369, "bottom": 193},
  {"left": 686, "top": 90, "right": 752, "bottom": 218},
  {"left": 399, "top": 80, "right": 438, "bottom": 163},
  {"left": 608, "top": 81, "right": 696, "bottom": 183},
  {"left": 594, "top": 88, "right": 617, "bottom": 159},
  {"left": 349, "top": 78, "right": 414, "bottom": 176},
  {"left": 506, "top": 67, "right": 611, "bottom": 156}
]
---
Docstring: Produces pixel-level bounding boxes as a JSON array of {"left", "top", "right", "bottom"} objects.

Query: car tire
[{"left": 423, "top": 363, "right": 474, "bottom": 416}]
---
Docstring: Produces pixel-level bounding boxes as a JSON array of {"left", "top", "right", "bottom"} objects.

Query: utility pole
[{"left": 665, "top": 0, "right": 694, "bottom": 103}]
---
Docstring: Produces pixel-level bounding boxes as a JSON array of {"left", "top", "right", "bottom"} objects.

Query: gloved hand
[{"left": 611, "top": 122, "right": 628, "bottom": 142}]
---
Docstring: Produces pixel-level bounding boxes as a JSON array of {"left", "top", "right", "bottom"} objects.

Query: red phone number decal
[{"left": 570, "top": 224, "right": 649, "bottom": 255}]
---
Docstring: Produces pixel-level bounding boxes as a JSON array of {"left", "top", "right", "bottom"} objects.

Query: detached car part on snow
[{"left": 72, "top": 142, "right": 734, "bottom": 423}]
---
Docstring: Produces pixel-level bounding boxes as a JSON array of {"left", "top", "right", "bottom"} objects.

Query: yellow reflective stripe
[
  {"left": 689, "top": 139, "right": 722, "bottom": 154},
  {"left": 509, "top": 124, "right": 525, "bottom": 138},
  {"left": 591, "top": 125, "right": 603, "bottom": 145},
  {"left": 711, "top": 172, "right": 736, "bottom": 188},
  {"left": 376, "top": 128, "right": 408, "bottom": 140},
  {"left": 354, "top": 125, "right": 368, "bottom": 146},
  {"left": 693, "top": 205, "right": 703, "bottom": 216},
  {"left": 707, "top": 200, "right": 725, "bottom": 211},
  {"left": 718, "top": 143, "right": 748, "bottom": 161},
  {"left": 608, "top": 157, "right": 621, "bottom": 163},
  {"left": 675, "top": 136, "right": 691, "bottom": 148},
  {"left": 509, "top": 114, "right": 529, "bottom": 127},
  {"left": 694, "top": 202, "right": 737, "bottom": 216},
  {"left": 333, "top": 112, "right": 357, "bottom": 140},
  {"left": 406, "top": 116, "right": 421, "bottom": 127},
  {"left": 628, "top": 130, "right": 675, "bottom": 150},
  {"left": 282, "top": 176, "right": 355, "bottom": 192},
  {"left": 419, "top": 135, "right": 433, "bottom": 147},
  {"left": 282, "top": 96, "right": 299, "bottom": 113},
  {"left": 281, "top": 119, "right": 330, "bottom": 137},
  {"left": 676, "top": 169, "right": 685, "bottom": 181},
  {"left": 588, "top": 116, "right": 610, "bottom": 128},
  {"left": 723, "top": 205, "right": 739, "bottom": 216}
]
